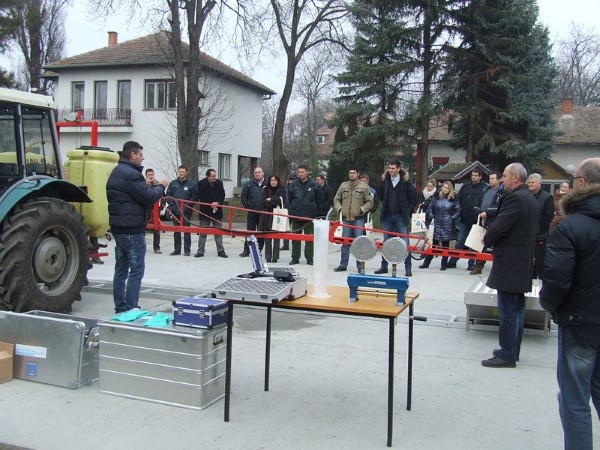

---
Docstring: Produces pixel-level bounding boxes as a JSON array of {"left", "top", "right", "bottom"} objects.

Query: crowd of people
[{"left": 107, "top": 141, "right": 599, "bottom": 449}]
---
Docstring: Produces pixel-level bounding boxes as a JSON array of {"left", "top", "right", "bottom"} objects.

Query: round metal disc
[
  {"left": 382, "top": 237, "right": 408, "bottom": 264},
  {"left": 350, "top": 235, "right": 378, "bottom": 262}
]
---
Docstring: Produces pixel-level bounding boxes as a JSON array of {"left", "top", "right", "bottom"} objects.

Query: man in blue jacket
[
  {"left": 541, "top": 158, "right": 600, "bottom": 450},
  {"left": 107, "top": 141, "right": 167, "bottom": 313},
  {"left": 166, "top": 166, "right": 195, "bottom": 256}
]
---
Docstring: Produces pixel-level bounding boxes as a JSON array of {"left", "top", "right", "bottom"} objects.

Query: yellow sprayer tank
[{"left": 63, "top": 146, "right": 119, "bottom": 238}]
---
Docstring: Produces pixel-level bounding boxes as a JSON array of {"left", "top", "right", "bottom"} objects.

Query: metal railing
[{"left": 57, "top": 108, "right": 132, "bottom": 126}]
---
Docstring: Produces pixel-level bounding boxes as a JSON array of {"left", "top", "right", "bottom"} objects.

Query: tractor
[{"left": 0, "top": 87, "right": 98, "bottom": 312}]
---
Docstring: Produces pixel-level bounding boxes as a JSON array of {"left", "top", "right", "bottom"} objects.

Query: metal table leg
[
  {"left": 265, "top": 306, "right": 272, "bottom": 391},
  {"left": 387, "top": 316, "right": 395, "bottom": 447},
  {"left": 407, "top": 302, "right": 414, "bottom": 411},
  {"left": 224, "top": 301, "right": 234, "bottom": 422}
]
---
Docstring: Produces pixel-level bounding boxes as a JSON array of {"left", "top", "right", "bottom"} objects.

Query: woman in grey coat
[{"left": 419, "top": 181, "right": 460, "bottom": 270}]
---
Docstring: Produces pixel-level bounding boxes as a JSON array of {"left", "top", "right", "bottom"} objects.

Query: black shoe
[
  {"left": 281, "top": 246, "right": 289, "bottom": 251},
  {"left": 405, "top": 268, "right": 412, "bottom": 277},
  {"left": 266, "top": 259, "right": 272, "bottom": 262},
  {"left": 194, "top": 252, "right": 204, "bottom": 258},
  {"left": 307, "top": 259, "right": 314, "bottom": 265},
  {"left": 493, "top": 349, "right": 519, "bottom": 362},
  {"left": 334, "top": 266, "right": 347, "bottom": 272},
  {"left": 239, "top": 251, "right": 249, "bottom": 257},
  {"left": 418, "top": 263, "right": 429, "bottom": 269},
  {"left": 470, "top": 268, "right": 482, "bottom": 275},
  {"left": 374, "top": 267, "right": 388, "bottom": 274},
  {"left": 218, "top": 251, "right": 228, "bottom": 258},
  {"left": 445, "top": 262, "right": 457, "bottom": 269},
  {"left": 154, "top": 249, "right": 162, "bottom": 254},
  {"left": 289, "top": 259, "right": 299, "bottom": 265},
  {"left": 170, "top": 251, "right": 181, "bottom": 256},
  {"left": 272, "top": 259, "right": 278, "bottom": 263},
  {"left": 467, "top": 266, "right": 474, "bottom": 271},
  {"left": 481, "top": 356, "right": 516, "bottom": 368},
  {"left": 184, "top": 252, "right": 191, "bottom": 256},
  {"left": 440, "top": 266, "right": 446, "bottom": 271}
]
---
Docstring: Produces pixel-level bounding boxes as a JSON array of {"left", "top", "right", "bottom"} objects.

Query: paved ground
[{"left": 0, "top": 231, "right": 598, "bottom": 449}]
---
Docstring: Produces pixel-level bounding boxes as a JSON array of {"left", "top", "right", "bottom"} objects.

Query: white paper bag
[
  {"left": 364, "top": 212, "right": 374, "bottom": 238},
  {"left": 426, "top": 219, "right": 434, "bottom": 241},
  {"left": 465, "top": 217, "right": 486, "bottom": 252},
  {"left": 271, "top": 198, "right": 290, "bottom": 232}
]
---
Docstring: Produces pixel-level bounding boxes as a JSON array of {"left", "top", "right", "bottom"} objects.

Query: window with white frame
[
  {"left": 218, "top": 153, "right": 231, "bottom": 180},
  {"left": 145, "top": 80, "right": 176, "bottom": 110},
  {"left": 317, "top": 135, "right": 326, "bottom": 144},
  {"left": 94, "top": 81, "right": 107, "bottom": 118},
  {"left": 198, "top": 150, "right": 209, "bottom": 166},
  {"left": 72, "top": 82, "right": 84, "bottom": 110}
]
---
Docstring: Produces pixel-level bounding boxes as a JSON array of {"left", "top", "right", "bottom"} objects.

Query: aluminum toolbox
[
  {"left": 211, "top": 276, "right": 308, "bottom": 303},
  {"left": 0, "top": 310, "right": 99, "bottom": 389},
  {"left": 172, "top": 297, "right": 228, "bottom": 329},
  {"left": 98, "top": 318, "right": 227, "bottom": 410},
  {"left": 464, "top": 281, "right": 550, "bottom": 336}
]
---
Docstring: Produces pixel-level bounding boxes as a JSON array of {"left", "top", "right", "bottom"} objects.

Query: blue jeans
[
  {"left": 557, "top": 327, "right": 600, "bottom": 450},
  {"left": 339, "top": 216, "right": 367, "bottom": 269},
  {"left": 380, "top": 213, "right": 411, "bottom": 269},
  {"left": 496, "top": 290, "right": 525, "bottom": 363},
  {"left": 113, "top": 233, "right": 146, "bottom": 312},
  {"left": 449, "top": 219, "right": 474, "bottom": 267}
]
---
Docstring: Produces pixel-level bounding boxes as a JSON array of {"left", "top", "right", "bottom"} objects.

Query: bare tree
[
  {"left": 255, "top": 0, "right": 349, "bottom": 180},
  {"left": 555, "top": 23, "right": 600, "bottom": 106},
  {"left": 261, "top": 97, "right": 278, "bottom": 174},
  {"left": 6, "top": 0, "right": 70, "bottom": 93}
]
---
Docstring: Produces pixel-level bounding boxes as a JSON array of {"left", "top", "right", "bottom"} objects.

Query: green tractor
[{"left": 0, "top": 87, "right": 92, "bottom": 312}]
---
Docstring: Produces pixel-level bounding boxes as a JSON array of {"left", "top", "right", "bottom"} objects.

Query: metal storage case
[
  {"left": 98, "top": 318, "right": 227, "bottom": 410},
  {"left": 0, "top": 310, "right": 99, "bottom": 389},
  {"left": 464, "top": 281, "right": 550, "bottom": 336}
]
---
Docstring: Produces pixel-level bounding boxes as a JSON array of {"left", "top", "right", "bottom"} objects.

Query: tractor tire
[{"left": 0, "top": 197, "right": 91, "bottom": 312}]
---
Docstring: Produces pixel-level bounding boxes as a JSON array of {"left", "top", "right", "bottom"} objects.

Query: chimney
[
  {"left": 108, "top": 31, "right": 118, "bottom": 47},
  {"left": 562, "top": 98, "right": 573, "bottom": 116}
]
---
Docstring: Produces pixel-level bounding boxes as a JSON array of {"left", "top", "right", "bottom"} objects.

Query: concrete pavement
[{"left": 0, "top": 231, "right": 597, "bottom": 449}]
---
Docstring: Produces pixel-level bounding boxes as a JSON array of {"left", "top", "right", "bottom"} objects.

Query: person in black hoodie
[
  {"left": 527, "top": 173, "right": 555, "bottom": 279},
  {"left": 540, "top": 158, "right": 600, "bottom": 450},
  {"left": 259, "top": 175, "right": 285, "bottom": 263}
]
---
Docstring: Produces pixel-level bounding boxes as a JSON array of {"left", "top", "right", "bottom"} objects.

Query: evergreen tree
[
  {"left": 334, "top": 0, "right": 420, "bottom": 177},
  {"left": 442, "top": 0, "right": 556, "bottom": 170}
]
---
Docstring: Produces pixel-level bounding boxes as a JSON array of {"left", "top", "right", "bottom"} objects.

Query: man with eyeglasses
[
  {"left": 541, "top": 158, "right": 600, "bottom": 450},
  {"left": 240, "top": 166, "right": 266, "bottom": 257}
]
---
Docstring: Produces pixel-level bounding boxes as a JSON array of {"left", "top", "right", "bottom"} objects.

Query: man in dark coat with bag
[
  {"left": 481, "top": 163, "right": 538, "bottom": 368},
  {"left": 192, "top": 168, "right": 228, "bottom": 258}
]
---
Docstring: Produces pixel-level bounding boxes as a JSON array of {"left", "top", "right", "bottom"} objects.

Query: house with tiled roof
[{"left": 43, "top": 31, "right": 275, "bottom": 196}]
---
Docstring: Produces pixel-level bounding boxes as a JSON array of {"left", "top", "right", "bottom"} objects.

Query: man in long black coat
[{"left": 481, "top": 163, "right": 538, "bottom": 368}]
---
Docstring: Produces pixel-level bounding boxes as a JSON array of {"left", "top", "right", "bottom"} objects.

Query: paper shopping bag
[
  {"left": 465, "top": 217, "right": 486, "bottom": 252},
  {"left": 364, "top": 212, "right": 374, "bottom": 238}
]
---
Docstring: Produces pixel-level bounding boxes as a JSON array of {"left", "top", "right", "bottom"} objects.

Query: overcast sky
[{"left": 3, "top": 0, "right": 598, "bottom": 99}]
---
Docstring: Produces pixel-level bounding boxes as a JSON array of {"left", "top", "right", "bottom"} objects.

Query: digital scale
[{"left": 211, "top": 236, "right": 307, "bottom": 303}]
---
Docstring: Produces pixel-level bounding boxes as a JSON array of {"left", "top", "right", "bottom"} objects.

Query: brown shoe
[
  {"left": 470, "top": 267, "right": 482, "bottom": 275},
  {"left": 239, "top": 251, "right": 249, "bottom": 257}
]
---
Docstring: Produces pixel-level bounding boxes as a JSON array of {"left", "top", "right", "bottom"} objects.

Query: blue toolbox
[{"left": 172, "top": 297, "right": 228, "bottom": 329}]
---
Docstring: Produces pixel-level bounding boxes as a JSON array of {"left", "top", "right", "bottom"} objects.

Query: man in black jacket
[
  {"left": 527, "top": 173, "right": 555, "bottom": 278},
  {"left": 315, "top": 174, "right": 334, "bottom": 218},
  {"left": 481, "top": 163, "right": 537, "bottom": 368},
  {"left": 240, "top": 166, "right": 266, "bottom": 256},
  {"left": 540, "top": 158, "right": 600, "bottom": 450},
  {"left": 107, "top": 141, "right": 167, "bottom": 313},
  {"left": 166, "top": 166, "right": 195, "bottom": 256},
  {"left": 447, "top": 168, "right": 487, "bottom": 270},
  {"left": 193, "top": 168, "right": 228, "bottom": 258},
  {"left": 374, "top": 159, "right": 417, "bottom": 277}
]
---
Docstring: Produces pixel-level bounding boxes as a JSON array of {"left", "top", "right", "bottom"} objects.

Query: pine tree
[
  {"left": 334, "top": 0, "right": 420, "bottom": 177},
  {"left": 442, "top": 0, "right": 556, "bottom": 170}
]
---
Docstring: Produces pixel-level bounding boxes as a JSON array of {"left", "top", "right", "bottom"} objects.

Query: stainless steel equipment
[{"left": 0, "top": 310, "right": 99, "bottom": 388}]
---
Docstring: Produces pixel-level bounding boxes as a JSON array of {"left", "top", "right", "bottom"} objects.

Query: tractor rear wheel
[{"left": 0, "top": 197, "right": 90, "bottom": 312}]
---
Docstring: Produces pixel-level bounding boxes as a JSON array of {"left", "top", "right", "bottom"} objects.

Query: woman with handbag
[
  {"left": 259, "top": 175, "right": 285, "bottom": 263},
  {"left": 419, "top": 181, "right": 460, "bottom": 270}
]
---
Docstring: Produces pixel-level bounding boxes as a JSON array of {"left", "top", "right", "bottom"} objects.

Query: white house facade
[{"left": 44, "top": 31, "right": 275, "bottom": 197}]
